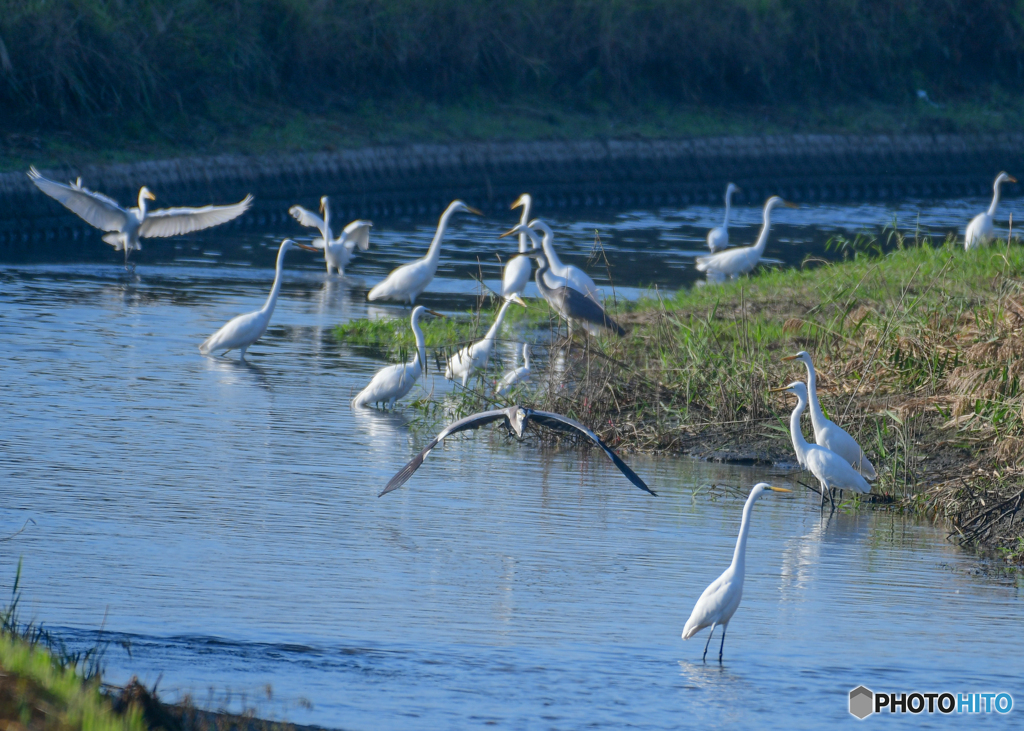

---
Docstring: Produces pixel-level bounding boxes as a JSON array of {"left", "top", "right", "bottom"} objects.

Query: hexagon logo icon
[{"left": 850, "top": 686, "right": 874, "bottom": 720}]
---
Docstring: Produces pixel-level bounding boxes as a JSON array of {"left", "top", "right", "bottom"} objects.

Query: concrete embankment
[{"left": 1, "top": 132, "right": 1023, "bottom": 254}]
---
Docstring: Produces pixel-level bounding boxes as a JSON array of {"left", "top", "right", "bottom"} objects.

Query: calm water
[{"left": 1, "top": 196, "right": 1022, "bottom": 729}]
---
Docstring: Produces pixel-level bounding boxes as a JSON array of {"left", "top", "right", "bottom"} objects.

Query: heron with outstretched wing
[{"left": 379, "top": 405, "right": 654, "bottom": 497}]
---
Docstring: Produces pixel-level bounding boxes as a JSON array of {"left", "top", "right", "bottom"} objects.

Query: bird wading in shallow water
[
  {"left": 500, "top": 194, "right": 536, "bottom": 300},
  {"left": 289, "top": 196, "right": 372, "bottom": 274},
  {"left": 682, "top": 482, "right": 791, "bottom": 662},
  {"left": 445, "top": 295, "right": 526, "bottom": 387},
  {"left": 496, "top": 343, "right": 532, "bottom": 396},
  {"left": 351, "top": 306, "right": 445, "bottom": 409},
  {"left": 965, "top": 172, "right": 1017, "bottom": 250},
  {"left": 378, "top": 405, "right": 655, "bottom": 496},
  {"left": 696, "top": 196, "right": 796, "bottom": 281},
  {"left": 706, "top": 183, "right": 740, "bottom": 253},
  {"left": 199, "top": 239, "right": 318, "bottom": 360},
  {"left": 28, "top": 167, "right": 252, "bottom": 267},
  {"left": 772, "top": 381, "right": 872, "bottom": 508},
  {"left": 782, "top": 351, "right": 876, "bottom": 480},
  {"left": 367, "top": 200, "right": 482, "bottom": 304}
]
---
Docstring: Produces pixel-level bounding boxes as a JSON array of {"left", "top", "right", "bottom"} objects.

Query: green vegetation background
[{"left": 2, "top": 1, "right": 1024, "bottom": 169}]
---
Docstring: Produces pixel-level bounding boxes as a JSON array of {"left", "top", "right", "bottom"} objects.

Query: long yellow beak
[
  {"left": 145, "top": 191, "right": 156, "bottom": 201},
  {"left": 1009, "top": 176, "right": 1019, "bottom": 184},
  {"left": 508, "top": 294, "right": 527, "bottom": 306},
  {"left": 465, "top": 206, "right": 484, "bottom": 216},
  {"left": 769, "top": 386, "right": 791, "bottom": 393},
  {"left": 499, "top": 226, "right": 521, "bottom": 239},
  {"left": 768, "top": 486, "right": 793, "bottom": 493},
  {"left": 511, "top": 194, "right": 528, "bottom": 210},
  {"left": 784, "top": 200, "right": 799, "bottom": 208},
  {"left": 425, "top": 309, "right": 446, "bottom": 318},
  {"left": 781, "top": 354, "right": 799, "bottom": 361}
]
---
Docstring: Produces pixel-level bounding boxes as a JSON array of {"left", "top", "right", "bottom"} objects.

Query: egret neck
[
  {"left": 532, "top": 221, "right": 565, "bottom": 271},
  {"left": 803, "top": 361, "right": 827, "bottom": 434},
  {"left": 425, "top": 203, "right": 465, "bottom": 271},
  {"left": 730, "top": 488, "right": 761, "bottom": 573},
  {"left": 787, "top": 386, "right": 811, "bottom": 464},
  {"left": 989, "top": 178, "right": 1006, "bottom": 218},
  {"left": 262, "top": 243, "right": 290, "bottom": 315},
  {"left": 412, "top": 310, "right": 428, "bottom": 372},
  {"left": 483, "top": 300, "right": 516, "bottom": 345},
  {"left": 518, "top": 196, "right": 533, "bottom": 254}
]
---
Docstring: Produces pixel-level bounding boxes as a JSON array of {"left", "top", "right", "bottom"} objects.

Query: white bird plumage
[
  {"left": 500, "top": 194, "right": 535, "bottom": 299},
  {"left": 352, "top": 306, "right": 443, "bottom": 409},
  {"left": 526, "top": 219, "right": 601, "bottom": 303},
  {"left": 367, "top": 200, "right": 482, "bottom": 304},
  {"left": 446, "top": 296, "right": 526, "bottom": 386},
  {"left": 496, "top": 343, "right": 532, "bottom": 396},
  {"left": 28, "top": 167, "right": 252, "bottom": 266},
  {"left": 199, "top": 239, "right": 316, "bottom": 360},
  {"left": 774, "top": 381, "right": 872, "bottom": 505},
  {"left": 965, "top": 171, "right": 1017, "bottom": 250},
  {"left": 289, "top": 196, "right": 372, "bottom": 274},
  {"left": 696, "top": 196, "right": 795, "bottom": 281},
  {"left": 706, "top": 183, "right": 740, "bottom": 253},
  {"left": 682, "top": 482, "right": 791, "bottom": 662},
  {"left": 783, "top": 351, "right": 877, "bottom": 480}
]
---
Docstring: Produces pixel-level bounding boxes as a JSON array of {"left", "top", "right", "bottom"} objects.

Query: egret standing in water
[
  {"left": 782, "top": 352, "right": 876, "bottom": 479},
  {"left": 28, "top": 167, "right": 252, "bottom": 266},
  {"left": 706, "top": 183, "right": 740, "bottom": 253},
  {"left": 446, "top": 296, "right": 526, "bottom": 386},
  {"left": 682, "top": 482, "right": 791, "bottom": 662},
  {"left": 368, "top": 200, "right": 482, "bottom": 304},
  {"left": 965, "top": 172, "right": 1017, "bottom": 250},
  {"left": 352, "top": 306, "right": 444, "bottom": 409},
  {"left": 289, "top": 196, "right": 372, "bottom": 274},
  {"left": 696, "top": 196, "right": 796, "bottom": 281},
  {"left": 772, "top": 382, "right": 872, "bottom": 507},
  {"left": 496, "top": 343, "right": 532, "bottom": 396},
  {"left": 501, "top": 194, "right": 535, "bottom": 299},
  {"left": 503, "top": 220, "right": 601, "bottom": 303},
  {"left": 199, "top": 239, "right": 318, "bottom": 360}
]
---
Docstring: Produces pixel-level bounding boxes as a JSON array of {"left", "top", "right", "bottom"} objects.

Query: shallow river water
[{"left": 1, "top": 195, "right": 1023, "bottom": 729}]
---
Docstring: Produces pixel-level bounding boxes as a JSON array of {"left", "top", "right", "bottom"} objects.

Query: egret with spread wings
[
  {"left": 28, "top": 167, "right": 252, "bottom": 266},
  {"left": 379, "top": 405, "right": 654, "bottom": 497},
  {"left": 289, "top": 196, "right": 372, "bottom": 274}
]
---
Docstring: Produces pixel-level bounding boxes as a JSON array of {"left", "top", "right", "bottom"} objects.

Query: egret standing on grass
[
  {"left": 496, "top": 344, "right": 532, "bottom": 396},
  {"left": 367, "top": 200, "right": 482, "bottom": 304},
  {"left": 289, "top": 196, "right": 372, "bottom": 274},
  {"left": 682, "top": 482, "right": 792, "bottom": 662},
  {"left": 352, "top": 306, "right": 444, "bottom": 409},
  {"left": 965, "top": 172, "right": 1017, "bottom": 250},
  {"left": 532, "top": 252, "right": 625, "bottom": 336},
  {"left": 772, "top": 382, "right": 872, "bottom": 507},
  {"left": 501, "top": 194, "right": 535, "bottom": 299},
  {"left": 706, "top": 183, "right": 740, "bottom": 253},
  {"left": 782, "top": 352, "right": 877, "bottom": 479},
  {"left": 446, "top": 296, "right": 526, "bottom": 386},
  {"left": 696, "top": 196, "right": 796, "bottom": 281},
  {"left": 378, "top": 405, "right": 655, "bottom": 496},
  {"left": 28, "top": 167, "right": 252, "bottom": 266},
  {"left": 199, "top": 239, "right": 318, "bottom": 360}
]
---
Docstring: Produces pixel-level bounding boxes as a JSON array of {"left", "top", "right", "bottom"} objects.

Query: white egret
[
  {"left": 532, "top": 252, "right": 625, "bottom": 336},
  {"left": 289, "top": 196, "right": 372, "bottom": 274},
  {"left": 682, "top": 482, "right": 791, "bottom": 661},
  {"left": 500, "top": 194, "right": 535, "bottom": 299},
  {"left": 706, "top": 183, "right": 740, "bottom": 253},
  {"left": 379, "top": 405, "right": 655, "bottom": 496},
  {"left": 496, "top": 343, "right": 532, "bottom": 396},
  {"left": 965, "top": 172, "right": 1017, "bottom": 250},
  {"left": 199, "top": 239, "right": 318, "bottom": 360},
  {"left": 696, "top": 196, "right": 796, "bottom": 280},
  {"left": 445, "top": 295, "right": 526, "bottom": 386},
  {"left": 509, "top": 219, "right": 601, "bottom": 303},
  {"left": 28, "top": 167, "right": 252, "bottom": 266},
  {"left": 782, "top": 352, "right": 877, "bottom": 479},
  {"left": 352, "top": 306, "right": 444, "bottom": 409},
  {"left": 367, "top": 200, "right": 482, "bottom": 304},
  {"left": 772, "top": 382, "right": 872, "bottom": 506}
]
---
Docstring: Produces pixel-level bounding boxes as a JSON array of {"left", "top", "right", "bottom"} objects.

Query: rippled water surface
[{"left": 1, "top": 197, "right": 1023, "bottom": 729}]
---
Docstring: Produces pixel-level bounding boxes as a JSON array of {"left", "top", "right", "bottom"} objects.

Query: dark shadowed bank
[{"left": 2, "top": 1, "right": 1024, "bottom": 168}]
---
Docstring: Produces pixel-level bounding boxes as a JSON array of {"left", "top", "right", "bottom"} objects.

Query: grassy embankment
[
  {"left": 337, "top": 232, "right": 1024, "bottom": 562},
  {"left": 3, "top": 1, "right": 1024, "bottom": 171}
]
